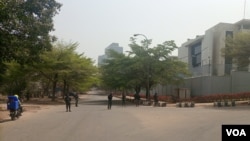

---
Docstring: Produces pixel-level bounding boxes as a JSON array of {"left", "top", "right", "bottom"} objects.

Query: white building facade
[{"left": 178, "top": 19, "right": 250, "bottom": 77}]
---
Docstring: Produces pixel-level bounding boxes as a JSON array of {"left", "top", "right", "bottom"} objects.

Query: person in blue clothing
[
  {"left": 14, "top": 94, "right": 23, "bottom": 114},
  {"left": 7, "top": 94, "right": 23, "bottom": 116}
]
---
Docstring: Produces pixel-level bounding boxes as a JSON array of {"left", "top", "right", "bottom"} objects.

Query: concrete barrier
[
  {"left": 151, "top": 101, "right": 167, "bottom": 107},
  {"left": 176, "top": 102, "right": 195, "bottom": 108},
  {"left": 189, "top": 102, "right": 195, "bottom": 107},
  {"left": 159, "top": 102, "right": 167, "bottom": 107},
  {"left": 125, "top": 96, "right": 167, "bottom": 107},
  {"left": 214, "top": 100, "right": 235, "bottom": 107},
  {"left": 176, "top": 102, "right": 182, "bottom": 107},
  {"left": 142, "top": 100, "right": 152, "bottom": 106},
  {"left": 126, "top": 97, "right": 134, "bottom": 103}
]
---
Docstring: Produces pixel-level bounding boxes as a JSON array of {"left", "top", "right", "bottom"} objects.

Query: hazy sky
[{"left": 52, "top": 0, "right": 249, "bottom": 64}]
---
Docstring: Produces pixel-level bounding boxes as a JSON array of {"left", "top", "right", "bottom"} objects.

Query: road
[{"left": 1, "top": 90, "right": 250, "bottom": 141}]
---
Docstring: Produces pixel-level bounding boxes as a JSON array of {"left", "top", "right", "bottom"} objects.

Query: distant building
[
  {"left": 97, "top": 54, "right": 107, "bottom": 66},
  {"left": 98, "top": 43, "right": 123, "bottom": 66},
  {"left": 178, "top": 19, "right": 250, "bottom": 77}
]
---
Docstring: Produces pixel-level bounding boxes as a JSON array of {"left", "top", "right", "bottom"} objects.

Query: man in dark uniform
[
  {"left": 74, "top": 93, "right": 79, "bottom": 107},
  {"left": 107, "top": 93, "right": 113, "bottom": 110},
  {"left": 122, "top": 93, "right": 126, "bottom": 106},
  {"left": 64, "top": 94, "right": 71, "bottom": 112},
  {"left": 153, "top": 92, "right": 159, "bottom": 107},
  {"left": 134, "top": 93, "right": 140, "bottom": 107}
]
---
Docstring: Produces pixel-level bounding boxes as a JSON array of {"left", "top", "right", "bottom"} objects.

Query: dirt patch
[
  {"left": 0, "top": 97, "right": 64, "bottom": 121},
  {"left": 0, "top": 105, "right": 42, "bottom": 121}
]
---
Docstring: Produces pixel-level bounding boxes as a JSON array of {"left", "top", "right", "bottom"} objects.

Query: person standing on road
[
  {"left": 64, "top": 94, "right": 72, "bottom": 112},
  {"left": 107, "top": 93, "right": 113, "bottom": 110},
  {"left": 122, "top": 93, "right": 126, "bottom": 106},
  {"left": 74, "top": 93, "right": 79, "bottom": 107},
  {"left": 134, "top": 93, "right": 140, "bottom": 107},
  {"left": 153, "top": 92, "right": 159, "bottom": 107}
]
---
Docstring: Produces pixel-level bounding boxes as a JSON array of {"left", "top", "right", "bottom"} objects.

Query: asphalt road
[{"left": 1, "top": 90, "right": 250, "bottom": 141}]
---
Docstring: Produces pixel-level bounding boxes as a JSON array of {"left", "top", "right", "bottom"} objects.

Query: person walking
[
  {"left": 64, "top": 94, "right": 72, "bottom": 112},
  {"left": 107, "top": 93, "right": 113, "bottom": 110}
]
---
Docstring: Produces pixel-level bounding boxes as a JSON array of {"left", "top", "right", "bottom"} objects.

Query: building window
[
  {"left": 225, "top": 31, "right": 233, "bottom": 74},
  {"left": 191, "top": 43, "right": 201, "bottom": 67}
]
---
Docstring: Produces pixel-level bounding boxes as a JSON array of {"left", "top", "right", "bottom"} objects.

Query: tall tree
[
  {"left": 224, "top": 32, "right": 250, "bottom": 70},
  {"left": 100, "top": 50, "right": 135, "bottom": 92},
  {"left": 33, "top": 41, "right": 97, "bottom": 100},
  {"left": 0, "top": 61, "right": 31, "bottom": 96},
  {"left": 100, "top": 37, "right": 190, "bottom": 99},
  {"left": 0, "top": 0, "right": 61, "bottom": 64},
  {"left": 129, "top": 38, "right": 189, "bottom": 98}
]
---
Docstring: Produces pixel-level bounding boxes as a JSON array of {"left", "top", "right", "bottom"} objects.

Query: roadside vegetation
[
  {"left": 99, "top": 37, "right": 190, "bottom": 99},
  {"left": 0, "top": 1, "right": 98, "bottom": 101}
]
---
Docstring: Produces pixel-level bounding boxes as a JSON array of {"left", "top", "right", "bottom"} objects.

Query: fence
[{"left": 154, "top": 71, "right": 250, "bottom": 97}]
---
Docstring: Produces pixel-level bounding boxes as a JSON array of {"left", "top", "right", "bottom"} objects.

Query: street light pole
[{"left": 133, "top": 33, "right": 150, "bottom": 99}]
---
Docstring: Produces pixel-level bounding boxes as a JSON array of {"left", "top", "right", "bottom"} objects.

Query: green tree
[
  {"left": 60, "top": 45, "right": 97, "bottom": 94},
  {"left": 129, "top": 38, "right": 189, "bottom": 98},
  {"left": 150, "top": 41, "right": 190, "bottom": 86},
  {"left": 100, "top": 50, "right": 135, "bottom": 92},
  {"left": 33, "top": 41, "right": 97, "bottom": 100},
  {"left": 0, "top": 61, "right": 31, "bottom": 96},
  {"left": 224, "top": 32, "right": 250, "bottom": 70},
  {"left": 100, "top": 37, "right": 190, "bottom": 99},
  {"left": 0, "top": 0, "right": 61, "bottom": 64}
]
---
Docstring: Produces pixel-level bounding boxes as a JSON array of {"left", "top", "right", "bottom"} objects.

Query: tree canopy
[
  {"left": 100, "top": 37, "right": 190, "bottom": 98},
  {"left": 0, "top": 1, "right": 99, "bottom": 99},
  {"left": 224, "top": 32, "right": 250, "bottom": 70},
  {"left": 0, "top": 41, "right": 98, "bottom": 99},
  {"left": 33, "top": 41, "right": 97, "bottom": 99},
  {"left": 0, "top": 0, "right": 61, "bottom": 64}
]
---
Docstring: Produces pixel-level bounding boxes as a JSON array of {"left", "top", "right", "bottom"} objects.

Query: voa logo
[{"left": 226, "top": 129, "right": 246, "bottom": 136}]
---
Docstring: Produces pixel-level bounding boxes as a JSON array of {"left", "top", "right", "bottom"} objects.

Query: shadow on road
[
  {"left": 80, "top": 99, "right": 134, "bottom": 107},
  {"left": 203, "top": 105, "right": 250, "bottom": 111},
  {"left": 80, "top": 100, "right": 108, "bottom": 105},
  {"left": 0, "top": 118, "right": 13, "bottom": 123}
]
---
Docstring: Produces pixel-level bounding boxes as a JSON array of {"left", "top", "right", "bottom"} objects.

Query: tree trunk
[
  {"left": 134, "top": 85, "right": 141, "bottom": 95},
  {"left": 63, "top": 79, "right": 70, "bottom": 98},
  {"left": 146, "top": 87, "right": 149, "bottom": 100},
  {"left": 63, "top": 79, "right": 66, "bottom": 98},
  {"left": 51, "top": 73, "right": 58, "bottom": 101}
]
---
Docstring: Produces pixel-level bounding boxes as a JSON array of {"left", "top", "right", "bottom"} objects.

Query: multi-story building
[
  {"left": 98, "top": 43, "right": 123, "bottom": 66},
  {"left": 178, "top": 19, "right": 250, "bottom": 77}
]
